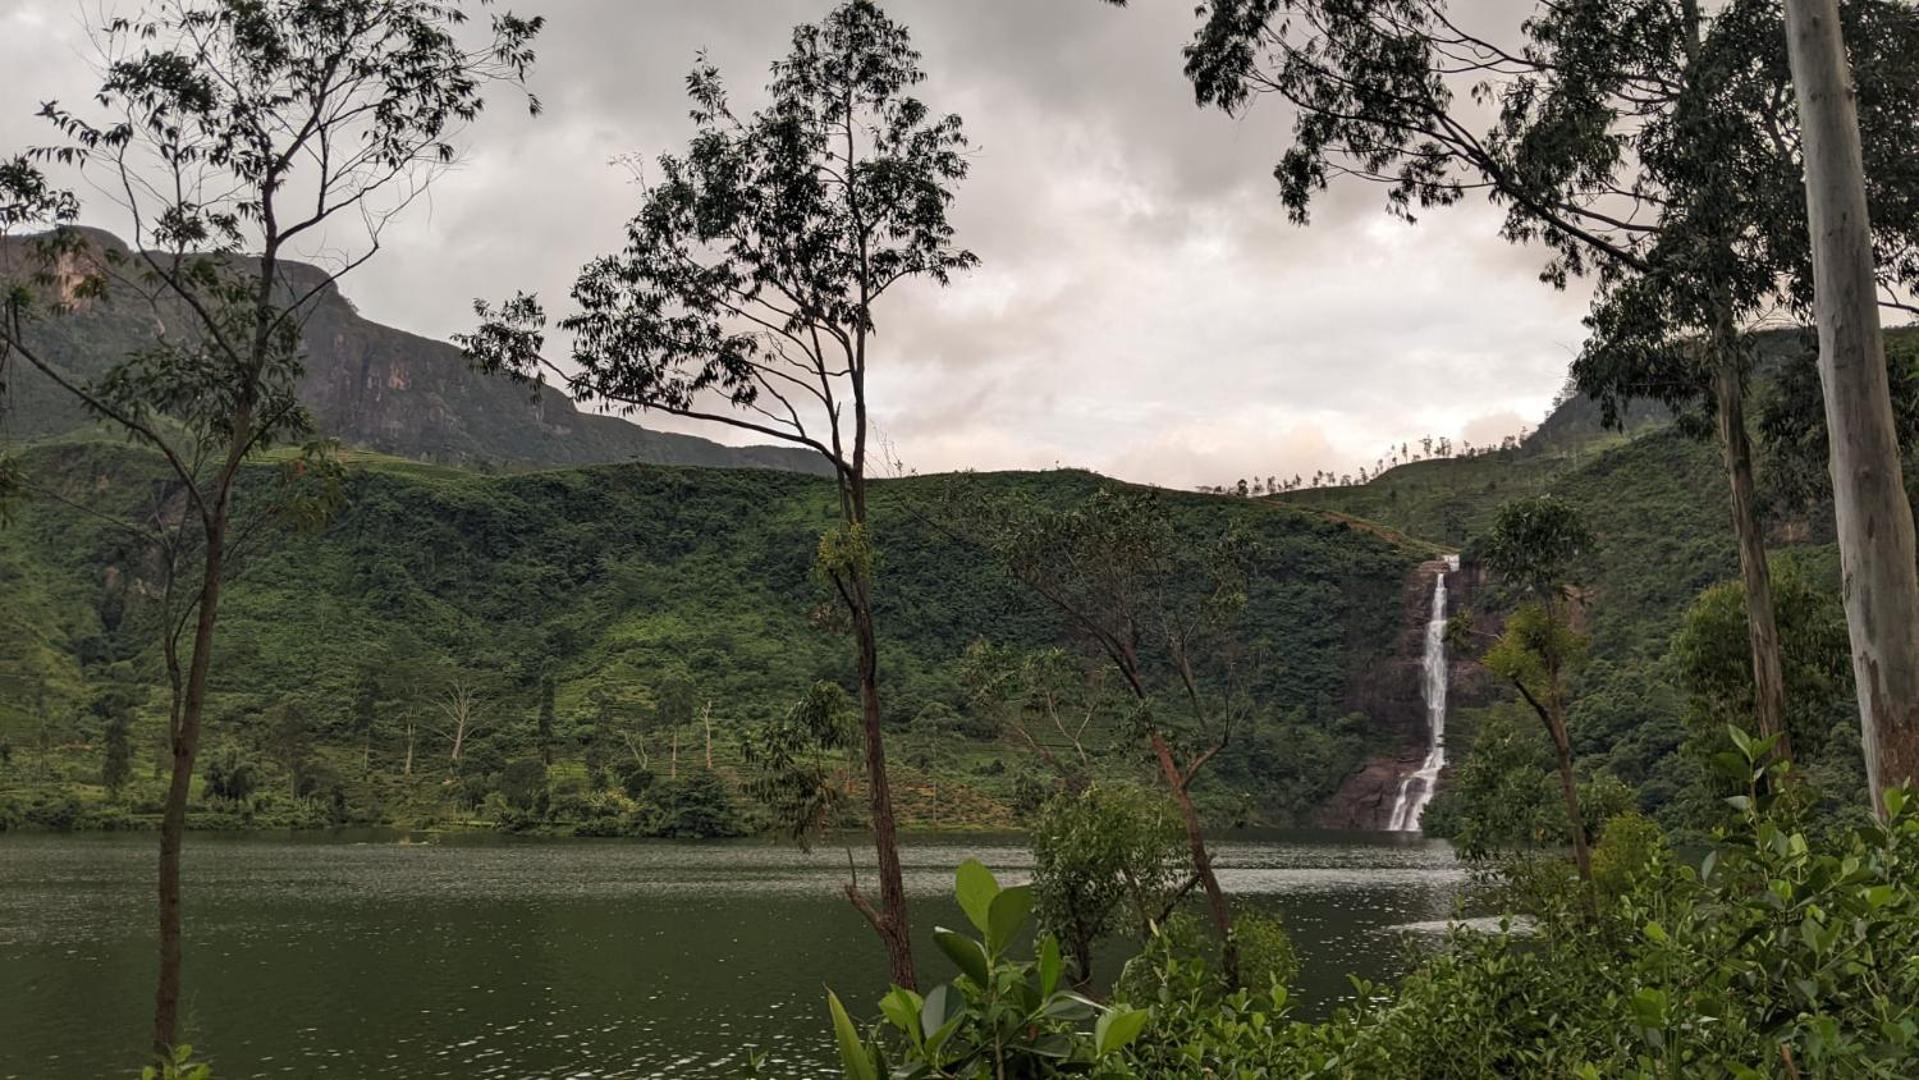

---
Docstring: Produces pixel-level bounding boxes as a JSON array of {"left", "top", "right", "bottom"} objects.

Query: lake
[{"left": 1, "top": 830, "right": 1468, "bottom": 1078}]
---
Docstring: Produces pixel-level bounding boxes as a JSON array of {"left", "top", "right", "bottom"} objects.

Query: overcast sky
[{"left": 0, "top": 0, "right": 1596, "bottom": 488}]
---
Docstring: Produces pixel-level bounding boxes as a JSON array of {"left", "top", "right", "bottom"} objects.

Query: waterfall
[{"left": 1389, "top": 554, "right": 1459, "bottom": 832}]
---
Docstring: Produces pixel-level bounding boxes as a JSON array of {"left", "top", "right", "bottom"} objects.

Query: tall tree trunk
[
  {"left": 1148, "top": 730, "right": 1239, "bottom": 987},
  {"left": 1713, "top": 361, "right": 1793, "bottom": 762},
  {"left": 152, "top": 503, "right": 230, "bottom": 1056},
  {"left": 1783, "top": 0, "right": 1919, "bottom": 812},
  {"left": 403, "top": 724, "right": 415, "bottom": 778},
  {"left": 849, "top": 567, "right": 917, "bottom": 990},
  {"left": 1544, "top": 705, "right": 1592, "bottom": 882}
]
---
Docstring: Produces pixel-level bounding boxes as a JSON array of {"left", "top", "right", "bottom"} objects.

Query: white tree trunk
[
  {"left": 1783, "top": 0, "right": 1919, "bottom": 811},
  {"left": 703, "top": 702, "right": 713, "bottom": 770}
]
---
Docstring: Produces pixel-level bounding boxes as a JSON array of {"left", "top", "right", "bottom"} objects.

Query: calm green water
[{"left": 1, "top": 830, "right": 1467, "bottom": 1078}]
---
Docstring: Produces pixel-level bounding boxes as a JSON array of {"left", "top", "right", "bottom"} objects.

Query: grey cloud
[{"left": 0, "top": 0, "right": 1586, "bottom": 488}]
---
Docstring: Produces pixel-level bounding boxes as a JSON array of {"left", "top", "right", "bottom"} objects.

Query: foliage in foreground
[
  {"left": 824, "top": 859, "right": 1148, "bottom": 1078},
  {"left": 1121, "top": 768, "right": 1919, "bottom": 1078},
  {"left": 838, "top": 759, "right": 1919, "bottom": 1078}
]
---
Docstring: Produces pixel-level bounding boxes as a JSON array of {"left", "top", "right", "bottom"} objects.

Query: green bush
[
  {"left": 822, "top": 859, "right": 1148, "bottom": 1079},
  {"left": 499, "top": 758, "right": 549, "bottom": 812},
  {"left": 1112, "top": 741, "right": 1919, "bottom": 1078},
  {"left": 201, "top": 747, "right": 259, "bottom": 804},
  {"left": 1030, "top": 783, "right": 1182, "bottom": 988},
  {"left": 648, "top": 770, "right": 746, "bottom": 839},
  {"left": 614, "top": 761, "right": 656, "bottom": 799},
  {"left": 23, "top": 794, "right": 81, "bottom": 830},
  {"left": 141, "top": 1044, "right": 211, "bottom": 1080},
  {"left": 1113, "top": 910, "right": 1299, "bottom": 1009}
]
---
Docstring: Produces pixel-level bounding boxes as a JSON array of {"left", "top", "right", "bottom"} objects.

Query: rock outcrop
[{"left": 1, "top": 230, "right": 832, "bottom": 475}]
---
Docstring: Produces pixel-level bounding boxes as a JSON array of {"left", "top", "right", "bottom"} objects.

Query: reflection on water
[{"left": 1, "top": 830, "right": 1467, "bottom": 1078}]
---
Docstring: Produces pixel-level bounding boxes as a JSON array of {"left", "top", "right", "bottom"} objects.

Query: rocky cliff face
[
  {"left": 1, "top": 230, "right": 831, "bottom": 475},
  {"left": 1316, "top": 556, "right": 1491, "bottom": 830}
]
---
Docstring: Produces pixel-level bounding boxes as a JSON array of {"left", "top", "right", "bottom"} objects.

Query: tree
[
  {"left": 1672, "top": 557, "right": 1863, "bottom": 815},
  {"left": 461, "top": 0, "right": 971, "bottom": 989},
  {"left": 955, "top": 485, "right": 1254, "bottom": 986},
  {"left": 1475, "top": 497, "right": 1596, "bottom": 880},
  {"left": 1674, "top": 560, "right": 1853, "bottom": 762},
  {"left": 349, "top": 664, "right": 380, "bottom": 775},
  {"left": 1782, "top": 0, "right": 1919, "bottom": 814},
  {"left": 656, "top": 671, "right": 699, "bottom": 780},
  {"left": 1156, "top": 0, "right": 1919, "bottom": 789},
  {"left": 268, "top": 702, "right": 317, "bottom": 800},
  {"left": 202, "top": 745, "right": 258, "bottom": 803},
  {"left": 0, "top": 0, "right": 539, "bottom": 1055},
  {"left": 742, "top": 681, "right": 859, "bottom": 851},
  {"left": 102, "top": 711, "right": 134, "bottom": 799},
  {"left": 957, "top": 642, "right": 1106, "bottom": 783},
  {"left": 536, "top": 671, "right": 557, "bottom": 767},
  {"left": 1030, "top": 783, "right": 1183, "bottom": 990},
  {"left": 435, "top": 677, "right": 484, "bottom": 767}
]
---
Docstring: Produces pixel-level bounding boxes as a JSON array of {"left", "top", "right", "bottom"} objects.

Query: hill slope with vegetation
[
  {"left": 0, "top": 443, "right": 1424, "bottom": 832},
  {"left": 1282, "top": 327, "right": 1919, "bottom": 831}
]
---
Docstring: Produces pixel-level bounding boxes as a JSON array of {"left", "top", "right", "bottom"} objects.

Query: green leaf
[
  {"left": 1042, "top": 992, "right": 1098, "bottom": 1022},
  {"left": 925, "top": 1010, "right": 966, "bottom": 1060},
  {"left": 920, "top": 983, "right": 964, "bottom": 1043},
  {"left": 827, "top": 990, "right": 878, "bottom": 1080},
  {"left": 986, "top": 884, "right": 1033, "bottom": 957},
  {"left": 1031, "top": 1032, "right": 1075, "bottom": 1059},
  {"left": 1725, "top": 724, "right": 1754, "bottom": 760},
  {"left": 1884, "top": 787, "right": 1910, "bottom": 821},
  {"left": 1037, "top": 934, "right": 1062, "bottom": 999},
  {"left": 1095, "top": 1006, "right": 1150, "bottom": 1055},
  {"left": 878, "top": 986, "right": 923, "bottom": 1038},
  {"left": 955, "top": 859, "right": 999, "bottom": 934},
  {"left": 935, "top": 927, "right": 991, "bottom": 985}
]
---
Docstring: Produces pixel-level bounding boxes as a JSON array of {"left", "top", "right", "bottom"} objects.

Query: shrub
[
  {"left": 1112, "top": 738, "right": 1919, "bottom": 1078},
  {"left": 1114, "top": 910, "right": 1298, "bottom": 1008},
  {"left": 499, "top": 758, "right": 549, "bottom": 812},
  {"left": 1029, "top": 783, "right": 1182, "bottom": 987},
  {"left": 24, "top": 795, "right": 81, "bottom": 831},
  {"left": 614, "top": 760, "right": 655, "bottom": 799},
  {"left": 202, "top": 747, "right": 259, "bottom": 803},
  {"left": 649, "top": 770, "right": 746, "bottom": 839},
  {"left": 822, "top": 859, "right": 1148, "bottom": 1078}
]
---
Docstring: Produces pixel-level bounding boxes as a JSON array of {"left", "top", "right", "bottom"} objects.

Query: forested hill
[
  {"left": 0, "top": 444, "right": 1424, "bottom": 829},
  {"left": 1283, "top": 325, "right": 1919, "bottom": 829},
  {"left": 0, "top": 230, "right": 828, "bottom": 476}
]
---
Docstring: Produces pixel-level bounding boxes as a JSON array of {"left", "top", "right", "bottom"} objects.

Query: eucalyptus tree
[
  {"left": 461, "top": 1, "right": 974, "bottom": 989},
  {"left": 1477, "top": 497, "right": 1596, "bottom": 880},
  {"left": 1780, "top": 0, "right": 1919, "bottom": 814},
  {"left": 0, "top": 0, "right": 540, "bottom": 1054},
  {"left": 1142, "top": 0, "right": 1919, "bottom": 778},
  {"left": 953, "top": 485, "right": 1256, "bottom": 986},
  {"left": 742, "top": 681, "right": 860, "bottom": 851}
]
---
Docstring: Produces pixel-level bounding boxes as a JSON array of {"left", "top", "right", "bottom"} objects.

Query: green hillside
[
  {"left": 0, "top": 442, "right": 1423, "bottom": 831},
  {"left": 1282, "top": 328, "right": 1919, "bottom": 828}
]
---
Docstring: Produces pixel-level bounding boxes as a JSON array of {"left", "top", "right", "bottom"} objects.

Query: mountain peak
[{"left": 0, "top": 227, "right": 830, "bottom": 477}]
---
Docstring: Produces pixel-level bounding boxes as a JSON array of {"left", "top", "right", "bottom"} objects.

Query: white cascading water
[{"left": 1389, "top": 554, "right": 1459, "bottom": 832}]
